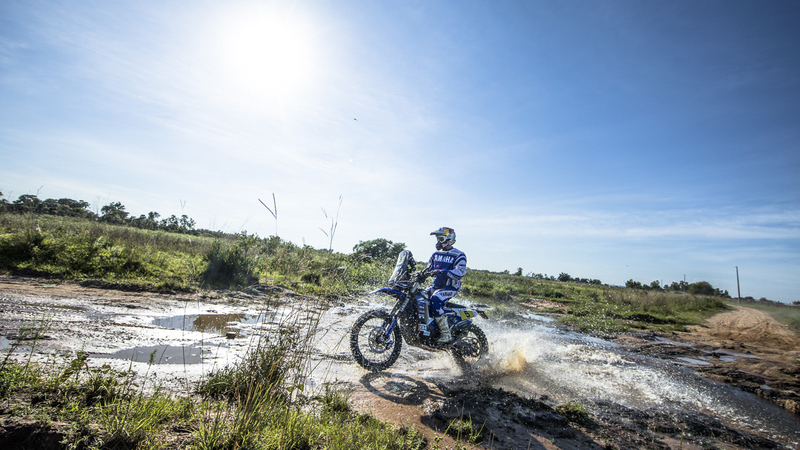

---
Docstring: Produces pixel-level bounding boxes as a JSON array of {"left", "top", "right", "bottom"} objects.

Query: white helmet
[{"left": 430, "top": 227, "right": 456, "bottom": 251}]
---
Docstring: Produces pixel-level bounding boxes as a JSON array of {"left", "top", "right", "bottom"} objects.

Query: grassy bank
[
  {"left": 0, "top": 213, "right": 391, "bottom": 295},
  {"left": 462, "top": 270, "right": 730, "bottom": 333}
]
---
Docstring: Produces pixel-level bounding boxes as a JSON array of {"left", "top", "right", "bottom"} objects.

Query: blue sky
[{"left": 2, "top": 1, "right": 798, "bottom": 302}]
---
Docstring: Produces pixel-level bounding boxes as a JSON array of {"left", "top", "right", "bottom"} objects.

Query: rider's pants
[{"left": 427, "top": 288, "right": 457, "bottom": 317}]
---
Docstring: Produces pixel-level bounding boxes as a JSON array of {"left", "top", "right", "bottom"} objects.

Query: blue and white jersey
[{"left": 425, "top": 247, "right": 467, "bottom": 291}]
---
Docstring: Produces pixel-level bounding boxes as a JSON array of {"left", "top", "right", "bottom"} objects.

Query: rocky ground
[{"left": 1, "top": 275, "right": 799, "bottom": 449}]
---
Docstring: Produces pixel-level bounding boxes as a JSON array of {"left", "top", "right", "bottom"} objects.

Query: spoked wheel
[
  {"left": 451, "top": 326, "right": 489, "bottom": 371},
  {"left": 350, "top": 309, "right": 402, "bottom": 372}
]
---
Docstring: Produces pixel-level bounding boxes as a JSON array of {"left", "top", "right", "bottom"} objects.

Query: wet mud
[
  {"left": 428, "top": 386, "right": 785, "bottom": 450},
  {"left": 1, "top": 276, "right": 799, "bottom": 449}
]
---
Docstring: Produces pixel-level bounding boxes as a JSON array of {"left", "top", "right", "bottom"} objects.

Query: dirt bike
[{"left": 350, "top": 250, "right": 489, "bottom": 372}]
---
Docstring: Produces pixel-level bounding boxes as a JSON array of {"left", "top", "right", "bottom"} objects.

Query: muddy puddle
[
  {"left": 305, "top": 300, "right": 800, "bottom": 448},
  {"left": 1, "top": 284, "right": 799, "bottom": 448}
]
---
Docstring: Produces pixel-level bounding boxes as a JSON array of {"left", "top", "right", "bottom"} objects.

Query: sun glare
[{"left": 216, "top": 10, "right": 318, "bottom": 102}]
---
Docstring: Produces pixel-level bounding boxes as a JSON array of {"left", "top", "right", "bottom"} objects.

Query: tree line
[
  {"left": 528, "top": 271, "right": 603, "bottom": 285},
  {"left": 0, "top": 192, "right": 224, "bottom": 237},
  {"left": 509, "top": 266, "right": 730, "bottom": 297},
  {"left": 625, "top": 278, "right": 730, "bottom": 297}
]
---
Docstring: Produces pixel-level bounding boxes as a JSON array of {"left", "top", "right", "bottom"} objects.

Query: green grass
[
  {"left": 461, "top": 270, "right": 730, "bottom": 333},
  {"left": 0, "top": 212, "right": 394, "bottom": 295},
  {"left": 444, "top": 415, "right": 486, "bottom": 445},
  {"left": 2, "top": 211, "right": 736, "bottom": 336},
  {"left": 1, "top": 355, "right": 428, "bottom": 450},
  {"left": 1, "top": 306, "right": 429, "bottom": 450},
  {"left": 0, "top": 213, "right": 209, "bottom": 291},
  {"left": 555, "top": 401, "right": 589, "bottom": 422}
]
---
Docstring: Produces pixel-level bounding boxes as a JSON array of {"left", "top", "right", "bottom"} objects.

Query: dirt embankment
[
  {"left": 676, "top": 305, "right": 800, "bottom": 414},
  {"left": 689, "top": 305, "right": 800, "bottom": 350}
]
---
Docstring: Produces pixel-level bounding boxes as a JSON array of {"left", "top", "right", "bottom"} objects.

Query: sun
[{"left": 216, "top": 9, "right": 318, "bottom": 102}]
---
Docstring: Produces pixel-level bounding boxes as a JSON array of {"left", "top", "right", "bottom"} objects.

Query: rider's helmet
[{"left": 431, "top": 227, "right": 456, "bottom": 251}]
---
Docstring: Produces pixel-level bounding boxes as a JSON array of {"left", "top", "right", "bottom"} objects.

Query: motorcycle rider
[{"left": 424, "top": 227, "right": 467, "bottom": 343}]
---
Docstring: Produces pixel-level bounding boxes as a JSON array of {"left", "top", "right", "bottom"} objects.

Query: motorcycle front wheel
[
  {"left": 451, "top": 325, "right": 489, "bottom": 371},
  {"left": 350, "top": 309, "right": 403, "bottom": 372}
]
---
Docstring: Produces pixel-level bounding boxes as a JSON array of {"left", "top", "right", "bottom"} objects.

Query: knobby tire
[
  {"left": 451, "top": 325, "right": 489, "bottom": 371},
  {"left": 350, "top": 309, "right": 403, "bottom": 372}
]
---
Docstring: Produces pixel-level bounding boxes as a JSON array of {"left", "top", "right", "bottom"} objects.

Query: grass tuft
[{"left": 555, "top": 401, "right": 589, "bottom": 421}]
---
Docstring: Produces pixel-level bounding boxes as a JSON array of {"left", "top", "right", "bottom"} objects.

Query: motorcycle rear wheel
[
  {"left": 350, "top": 309, "right": 403, "bottom": 372},
  {"left": 451, "top": 325, "right": 489, "bottom": 371}
]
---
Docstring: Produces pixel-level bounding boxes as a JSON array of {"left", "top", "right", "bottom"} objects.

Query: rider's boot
[{"left": 435, "top": 315, "right": 453, "bottom": 344}]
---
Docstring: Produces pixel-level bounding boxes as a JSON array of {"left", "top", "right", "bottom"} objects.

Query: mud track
[{"left": 1, "top": 276, "right": 799, "bottom": 449}]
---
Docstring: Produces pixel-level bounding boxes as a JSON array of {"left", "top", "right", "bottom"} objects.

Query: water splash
[{"left": 477, "top": 320, "right": 800, "bottom": 446}]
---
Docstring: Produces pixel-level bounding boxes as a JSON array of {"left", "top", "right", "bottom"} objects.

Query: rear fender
[{"left": 444, "top": 304, "right": 488, "bottom": 320}]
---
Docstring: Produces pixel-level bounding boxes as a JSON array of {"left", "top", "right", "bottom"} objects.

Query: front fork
[{"left": 382, "top": 297, "right": 409, "bottom": 339}]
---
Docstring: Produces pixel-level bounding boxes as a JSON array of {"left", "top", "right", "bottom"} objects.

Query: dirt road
[{"left": 670, "top": 304, "right": 800, "bottom": 416}]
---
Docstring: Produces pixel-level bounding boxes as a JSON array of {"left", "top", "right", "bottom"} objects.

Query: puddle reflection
[
  {"left": 152, "top": 313, "right": 263, "bottom": 334},
  {"left": 93, "top": 345, "right": 206, "bottom": 365}
]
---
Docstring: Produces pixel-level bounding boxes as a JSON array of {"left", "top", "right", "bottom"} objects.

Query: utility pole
[{"left": 736, "top": 266, "right": 741, "bottom": 302}]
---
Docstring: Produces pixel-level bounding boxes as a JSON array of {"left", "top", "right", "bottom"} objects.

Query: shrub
[{"left": 201, "top": 233, "right": 261, "bottom": 289}]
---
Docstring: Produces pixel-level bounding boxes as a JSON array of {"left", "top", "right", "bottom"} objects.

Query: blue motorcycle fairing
[{"left": 370, "top": 287, "right": 407, "bottom": 300}]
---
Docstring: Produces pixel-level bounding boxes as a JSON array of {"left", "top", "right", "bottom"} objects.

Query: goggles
[{"left": 435, "top": 235, "right": 448, "bottom": 243}]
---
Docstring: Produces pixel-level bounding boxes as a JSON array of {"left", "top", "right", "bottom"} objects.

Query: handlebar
[{"left": 413, "top": 271, "right": 430, "bottom": 282}]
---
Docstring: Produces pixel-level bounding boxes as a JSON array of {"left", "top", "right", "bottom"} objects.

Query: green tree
[
  {"left": 143, "top": 211, "right": 161, "bottom": 230},
  {"left": 160, "top": 214, "right": 180, "bottom": 232},
  {"left": 688, "top": 281, "right": 715, "bottom": 296},
  {"left": 351, "top": 238, "right": 406, "bottom": 261},
  {"left": 179, "top": 214, "right": 196, "bottom": 232},
  {"left": 558, "top": 272, "right": 572, "bottom": 282},
  {"left": 12, "top": 194, "right": 41, "bottom": 213},
  {"left": 667, "top": 280, "right": 688, "bottom": 292},
  {"left": 514, "top": 267, "right": 523, "bottom": 276},
  {"left": 100, "top": 202, "right": 129, "bottom": 224},
  {"left": 30, "top": 197, "right": 93, "bottom": 218},
  {"left": 58, "top": 198, "right": 92, "bottom": 217},
  {"left": 626, "top": 279, "right": 643, "bottom": 289}
]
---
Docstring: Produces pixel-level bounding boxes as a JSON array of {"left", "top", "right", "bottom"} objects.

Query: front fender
[{"left": 370, "top": 287, "right": 407, "bottom": 301}]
